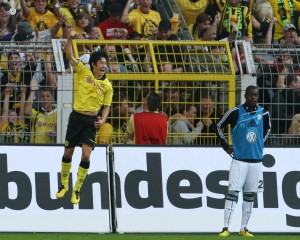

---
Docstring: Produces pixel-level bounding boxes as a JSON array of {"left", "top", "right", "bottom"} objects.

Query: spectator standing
[
  {"left": 216, "top": 0, "right": 252, "bottom": 40},
  {"left": 20, "top": 0, "right": 63, "bottom": 38},
  {"left": 0, "top": 3, "right": 17, "bottom": 41},
  {"left": 196, "top": 91, "right": 223, "bottom": 145},
  {"left": 256, "top": 51, "right": 294, "bottom": 111},
  {"left": 161, "top": 87, "right": 181, "bottom": 118},
  {"left": 279, "top": 22, "right": 300, "bottom": 45},
  {"left": 75, "top": 11, "right": 95, "bottom": 36},
  {"left": 216, "top": 85, "right": 271, "bottom": 237},
  {"left": 240, "top": 0, "right": 255, "bottom": 11},
  {"left": 56, "top": 35, "right": 113, "bottom": 204},
  {"left": 189, "top": 12, "right": 217, "bottom": 41},
  {"left": 24, "top": 78, "right": 57, "bottom": 144},
  {"left": 127, "top": 92, "right": 168, "bottom": 144},
  {"left": 252, "top": 0, "right": 275, "bottom": 44},
  {"left": 0, "top": 51, "right": 33, "bottom": 110},
  {"left": 0, "top": 85, "right": 26, "bottom": 143},
  {"left": 125, "top": 31, "right": 148, "bottom": 72},
  {"left": 98, "top": 2, "right": 132, "bottom": 39},
  {"left": 97, "top": 0, "right": 127, "bottom": 23},
  {"left": 285, "top": 74, "right": 300, "bottom": 128},
  {"left": 54, "top": 0, "right": 82, "bottom": 34},
  {"left": 148, "top": 19, "right": 184, "bottom": 72},
  {"left": 121, "top": 0, "right": 161, "bottom": 39},
  {"left": 170, "top": 104, "right": 204, "bottom": 145},
  {"left": 271, "top": 72, "right": 297, "bottom": 136},
  {"left": 176, "top": 0, "right": 209, "bottom": 26},
  {"left": 268, "top": 0, "right": 300, "bottom": 42}
]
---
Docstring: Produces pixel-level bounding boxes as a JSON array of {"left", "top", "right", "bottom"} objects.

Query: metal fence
[
  {"left": 0, "top": 39, "right": 236, "bottom": 145},
  {"left": 0, "top": 41, "right": 58, "bottom": 144},
  {"left": 71, "top": 39, "right": 236, "bottom": 145},
  {"left": 234, "top": 40, "right": 300, "bottom": 146},
  {"left": 5, "top": 39, "right": 299, "bottom": 146}
]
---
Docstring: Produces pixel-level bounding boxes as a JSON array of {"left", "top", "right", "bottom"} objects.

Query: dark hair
[
  {"left": 0, "top": 2, "right": 10, "bottom": 11},
  {"left": 146, "top": 92, "right": 161, "bottom": 112},
  {"left": 245, "top": 85, "right": 258, "bottom": 95},
  {"left": 192, "top": 12, "right": 212, "bottom": 36},
  {"left": 7, "top": 51, "right": 20, "bottom": 59},
  {"left": 89, "top": 50, "right": 108, "bottom": 72},
  {"left": 76, "top": 11, "right": 93, "bottom": 25},
  {"left": 39, "top": 87, "right": 54, "bottom": 96},
  {"left": 0, "top": 3, "right": 17, "bottom": 33}
]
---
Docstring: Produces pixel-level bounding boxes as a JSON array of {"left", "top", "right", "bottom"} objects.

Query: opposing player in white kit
[{"left": 216, "top": 85, "right": 271, "bottom": 237}]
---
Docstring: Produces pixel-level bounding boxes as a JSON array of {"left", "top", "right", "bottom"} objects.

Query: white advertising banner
[
  {"left": 0, "top": 145, "right": 111, "bottom": 233},
  {"left": 113, "top": 146, "right": 300, "bottom": 233}
]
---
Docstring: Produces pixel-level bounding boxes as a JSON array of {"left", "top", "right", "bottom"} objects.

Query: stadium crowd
[{"left": 0, "top": 0, "right": 299, "bottom": 145}]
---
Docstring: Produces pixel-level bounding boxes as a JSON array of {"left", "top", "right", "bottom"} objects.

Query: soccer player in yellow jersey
[{"left": 56, "top": 34, "right": 113, "bottom": 204}]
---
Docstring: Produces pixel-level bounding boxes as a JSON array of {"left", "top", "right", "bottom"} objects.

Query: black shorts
[{"left": 64, "top": 111, "right": 97, "bottom": 149}]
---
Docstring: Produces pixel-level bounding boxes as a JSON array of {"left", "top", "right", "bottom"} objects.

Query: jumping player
[{"left": 56, "top": 34, "right": 113, "bottom": 204}]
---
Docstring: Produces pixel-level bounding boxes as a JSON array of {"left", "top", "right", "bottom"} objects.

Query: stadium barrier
[
  {"left": 1, "top": 39, "right": 236, "bottom": 145},
  {"left": 1, "top": 144, "right": 300, "bottom": 233}
]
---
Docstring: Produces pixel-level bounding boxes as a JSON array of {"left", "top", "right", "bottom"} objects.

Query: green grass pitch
[{"left": 0, "top": 233, "right": 300, "bottom": 240}]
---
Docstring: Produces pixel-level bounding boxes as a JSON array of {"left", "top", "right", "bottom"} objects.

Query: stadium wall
[{"left": 1, "top": 145, "right": 299, "bottom": 233}]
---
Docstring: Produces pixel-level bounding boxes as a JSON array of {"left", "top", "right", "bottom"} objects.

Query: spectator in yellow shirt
[{"left": 121, "top": 0, "right": 161, "bottom": 39}]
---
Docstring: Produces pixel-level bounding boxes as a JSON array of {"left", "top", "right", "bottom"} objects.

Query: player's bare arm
[{"left": 65, "top": 35, "right": 79, "bottom": 66}]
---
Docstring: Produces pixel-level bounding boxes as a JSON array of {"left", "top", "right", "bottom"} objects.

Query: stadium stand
[{"left": 0, "top": 0, "right": 299, "bottom": 146}]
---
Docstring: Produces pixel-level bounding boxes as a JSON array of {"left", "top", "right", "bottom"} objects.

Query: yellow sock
[
  {"left": 73, "top": 166, "right": 89, "bottom": 192},
  {"left": 61, "top": 162, "right": 72, "bottom": 187}
]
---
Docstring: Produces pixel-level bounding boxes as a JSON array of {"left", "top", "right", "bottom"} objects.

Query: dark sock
[
  {"left": 62, "top": 157, "right": 72, "bottom": 163},
  {"left": 79, "top": 160, "right": 90, "bottom": 169}
]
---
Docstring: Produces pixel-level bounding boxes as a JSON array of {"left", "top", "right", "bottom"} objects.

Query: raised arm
[
  {"left": 123, "top": 47, "right": 140, "bottom": 72},
  {"left": 121, "top": 0, "right": 134, "bottom": 25},
  {"left": 19, "top": 84, "right": 27, "bottom": 125},
  {"left": 20, "top": 0, "right": 30, "bottom": 18},
  {"left": 34, "top": 28, "right": 41, "bottom": 60},
  {"left": 202, "top": 12, "right": 221, "bottom": 41},
  {"left": 45, "top": 52, "right": 57, "bottom": 88},
  {"left": 24, "top": 78, "right": 39, "bottom": 116},
  {"left": 265, "top": 17, "right": 277, "bottom": 47},
  {"left": 50, "top": 15, "right": 66, "bottom": 38},
  {"left": 252, "top": 15, "right": 260, "bottom": 31},
  {"left": 65, "top": 35, "right": 79, "bottom": 66},
  {"left": 0, "top": 86, "right": 13, "bottom": 126}
]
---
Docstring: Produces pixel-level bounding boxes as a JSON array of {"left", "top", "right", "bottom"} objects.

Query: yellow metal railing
[{"left": 71, "top": 40, "right": 235, "bottom": 145}]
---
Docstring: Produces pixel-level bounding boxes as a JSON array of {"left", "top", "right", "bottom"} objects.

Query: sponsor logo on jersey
[{"left": 246, "top": 131, "right": 257, "bottom": 143}]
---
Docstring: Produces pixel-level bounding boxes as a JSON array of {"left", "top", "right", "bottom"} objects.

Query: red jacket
[{"left": 134, "top": 112, "right": 168, "bottom": 144}]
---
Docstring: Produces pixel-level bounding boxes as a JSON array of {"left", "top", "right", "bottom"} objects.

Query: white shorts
[{"left": 228, "top": 159, "right": 263, "bottom": 193}]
